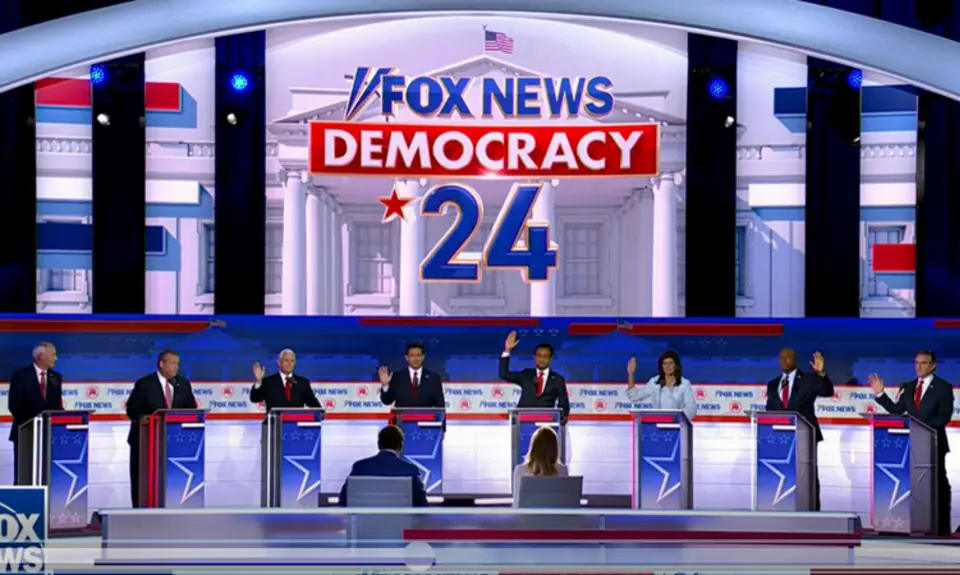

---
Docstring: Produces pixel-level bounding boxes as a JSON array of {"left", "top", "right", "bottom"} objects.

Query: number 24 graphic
[{"left": 419, "top": 183, "right": 558, "bottom": 282}]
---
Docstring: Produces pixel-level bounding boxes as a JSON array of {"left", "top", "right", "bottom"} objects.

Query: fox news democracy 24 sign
[
  {"left": 0, "top": 382, "right": 942, "bottom": 421},
  {"left": 307, "top": 69, "right": 660, "bottom": 283}
]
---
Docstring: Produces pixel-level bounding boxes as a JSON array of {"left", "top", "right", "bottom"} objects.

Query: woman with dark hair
[{"left": 625, "top": 350, "right": 697, "bottom": 420}]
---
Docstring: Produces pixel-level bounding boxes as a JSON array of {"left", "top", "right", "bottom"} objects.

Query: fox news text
[{"left": 0, "top": 488, "right": 46, "bottom": 573}]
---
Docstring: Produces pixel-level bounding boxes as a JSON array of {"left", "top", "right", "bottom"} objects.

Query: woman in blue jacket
[{"left": 626, "top": 350, "right": 698, "bottom": 420}]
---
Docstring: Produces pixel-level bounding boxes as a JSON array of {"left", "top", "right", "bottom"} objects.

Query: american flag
[{"left": 484, "top": 29, "right": 514, "bottom": 54}]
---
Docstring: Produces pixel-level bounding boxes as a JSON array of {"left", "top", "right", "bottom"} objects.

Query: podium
[
  {"left": 17, "top": 410, "right": 92, "bottom": 530},
  {"left": 750, "top": 411, "right": 817, "bottom": 511},
  {"left": 261, "top": 408, "right": 325, "bottom": 507},
  {"left": 393, "top": 408, "right": 445, "bottom": 494},
  {"left": 139, "top": 409, "right": 207, "bottom": 508},
  {"left": 509, "top": 409, "right": 565, "bottom": 482},
  {"left": 865, "top": 413, "right": 937, "bottom": 535},
  {"left": 630, "top": 409, "right": 693, "bottom": 509}
]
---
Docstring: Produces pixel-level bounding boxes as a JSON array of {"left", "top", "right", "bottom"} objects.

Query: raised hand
[
  {"left": 868, "top": 373, "right": 885, "bottom": 395},
  {"left": 626, "top": 357, "right": 637, "bottom": 376},
  {"left": 252, "top": 362, "right": 265, "bottom": 382},
  {"left": 504, "top": 331, "right": 519, "bottom": 352},
  {"left": 378, "top": 365, "right": 393, "bottom": 386},
  {"left": 810, "top": 352, "right": 825, "bottom": 375}
]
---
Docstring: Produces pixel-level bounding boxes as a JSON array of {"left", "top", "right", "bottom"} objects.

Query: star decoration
[
  {"left": 758, "top": 434, "right": 797, "bottom": 506},
  {"left": 642, "top": 432, "right": 682, "bottom": 503},
  {"left": 52, "top": 437, "right": 88, "bottom": 509},
  {"left": 876, "top": 442, "right": 911, "bottom": 510},
  {"left": 168, "top": 437, "right": 205, "bottom": 505},
  {"left": 378, "top": 188, "right": 415, "bottom": 223},
  {"left": 404, "top": 428, "right": 443, "bottom": 493},
  {"left": 283, "top": 434, "right": 323, "bottom": 502}
]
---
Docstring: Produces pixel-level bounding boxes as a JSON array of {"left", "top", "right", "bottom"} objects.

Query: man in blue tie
[{"left": 338, "top": 426, "right": 428, "bottom": 507}]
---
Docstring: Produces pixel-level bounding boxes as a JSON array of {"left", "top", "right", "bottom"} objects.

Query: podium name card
[
  {"left": 631, "top": 410, "right": 693, "bottom": 509},
  {"left": 393, "top": 409, "right": 445, "bottom": 494},
  {"left": 17, "top": 410, "right": 92, "bottom": 530},
  {"left": 139, "top": 409, "right": 207, "bottom": 509},
  {"left": 869, "top": 414, "right": 937, "bottom": 535},
  {"left": 262, "top": 408, "right": 325, "bottom": 508},
  {"left": 751, "top": 411, "right": 817, "bottom": 512}
]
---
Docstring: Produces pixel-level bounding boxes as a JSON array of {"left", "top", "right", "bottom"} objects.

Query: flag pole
[{"left": 482, "top": 24, "right": 487, "bottom": 52}]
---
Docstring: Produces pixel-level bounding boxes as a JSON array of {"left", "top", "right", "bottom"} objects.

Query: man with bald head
[
  {"left": 8, "top": 343, "right": 64, "bottom": 482},
  {"left": 765, "top": 347, "right": 834, "bottom": 510},
  {"left": 251, "top": 349, "right": 321, "bottom": 410}
]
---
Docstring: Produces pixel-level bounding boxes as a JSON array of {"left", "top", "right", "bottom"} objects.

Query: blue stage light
[
  {"left": 847, "top": 69, "right": 863, "bottom": 89},
  {"left": 230, "top": 73, "right": 250, "bottom": 92},
  {"left": 90, "top": 65, "right": 107, "bottom": 86},
  {"left": 708, "top": 78, "right": 729, "bottom": 99}
]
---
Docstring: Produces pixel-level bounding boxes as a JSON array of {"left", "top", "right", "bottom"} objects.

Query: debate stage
[{"left": 89, "top": 507, "right": 863, "bottom": 570}]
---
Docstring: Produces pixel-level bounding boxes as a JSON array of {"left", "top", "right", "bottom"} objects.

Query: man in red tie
[
  {"left": 869, "top": 350, "right": 954, "bottom": 535},
  {"left": 499, "top": 331, "right": 570, "bottom": 422},
  {"left": 379, "top": 342, "right": 446, "bottom": 410},
  {"left": 8, "top": 342, "right": 64, "bottom": 483},
  {"left": 125, "top": 350, "right": 198, "bottom": 507},
  {"left": 250, "top": 349, "right": 321, "bottom": 411}
]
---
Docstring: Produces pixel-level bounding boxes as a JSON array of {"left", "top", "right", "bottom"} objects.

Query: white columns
[
  {"left": 651, "top": 174, "right": 679, "bottom": 317},
  {"left": 529, "top": 181, "right": 557, "bottom": 317},
  {"left": 281, "top": 170, "right": 308, "bottom": 315},
  {"left": 397, "top": 179, "right": 427, "bottom": 315},
  {"left": 305, "top": 186, "right": 328, "bottom": 315},
  {"left": 327, "top": 201, "right": 344, "bottom": 315}
]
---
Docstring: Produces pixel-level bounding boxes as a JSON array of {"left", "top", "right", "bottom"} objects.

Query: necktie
[
  {"left": 914, "top": 379, "right": 924, "bottom": 410},
  {"left": 537, "top": 370, "right": 544, "bottom": 396},
  {"left": 164, "top": 381, "right": 173, "bottom": 409},
  {"left": 411, "top": 372, "right": 419, "bottom": 397},
  {"left": 780, "top": 376, "right": 789, "bottom": 407},
  {"left": 39, "top": 372, "right": 47, "bottom": 401},
  {"left": 284, "top": 377, "right": 293, "bottom": 401}
]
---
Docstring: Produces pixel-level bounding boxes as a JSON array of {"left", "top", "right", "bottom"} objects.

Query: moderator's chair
[
  {"left": 345, "top": 476, "right": 414, "bottom": 543},
  {"left": 515, "top": 475, "right": 585, "bottom": 529}
]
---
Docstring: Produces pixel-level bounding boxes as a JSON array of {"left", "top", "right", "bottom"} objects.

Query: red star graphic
[{"left": 378, "top": 188, "right": 415, "bottom": 223}]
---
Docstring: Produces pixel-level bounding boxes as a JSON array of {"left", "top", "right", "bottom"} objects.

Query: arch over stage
[{"left": 0, "top": 0, "right": 958, "bottom": 98}]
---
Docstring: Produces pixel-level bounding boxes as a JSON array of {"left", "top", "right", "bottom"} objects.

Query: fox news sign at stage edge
[{"left": 307, "top": 68, "right": 660, "bottom": 179}]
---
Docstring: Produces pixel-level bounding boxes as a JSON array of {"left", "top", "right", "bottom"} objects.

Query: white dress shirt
[
  {"left": 157, "top": 372, "right": 172, "bottom": 405},
  {"left": 883, "top": 374, "right": 933, "bottom": 401},
  {"left": 780, "top": 369, "right": 798, "bottom": 399},
  {"left": 34, "top": 364, "right": 46, "bottom": 383}
]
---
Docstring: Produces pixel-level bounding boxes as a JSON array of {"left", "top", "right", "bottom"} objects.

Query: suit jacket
[
  {"left": 249, "top": 373, "right": 321, "bottom": 411},
  {"left": 380, "top": 369, "right": 445, "bottom": 409},
  {"left": 765, "top": 369, "right": 834, "bottom": 442},
  {"left": 499, "top": 355, "right": 571, "bottom": 418},
  {"left": 876, "top": 375, "right": 954, "bottom": 453},
  {"left": 7, "top": 366, "right": 64, "bottom": 441},
  {"left": 338, "top": 450, "right": 429, "bottom": 507},
  {"left": 125, "top": 373, "right": 198, "bottom": 446}
]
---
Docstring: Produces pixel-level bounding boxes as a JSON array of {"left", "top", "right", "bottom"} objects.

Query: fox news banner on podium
[
  {"left": 261, "top": 408, "right": 325, "bottom": 507},
  {"left": 866, "top": 413, "right": 938, "bottom": 535},
  {"left": 509, "top": 409, "right": 565, "bottom": 474},
  {"left": 393, "top": 408, "right": 446, "bottom": 494},
  {"left": 631, "top": 409, "right": 693, "bottom": 509},
  {"left": 17, "top": 410, "right": 91, "bottom": 530},
  {"left": 138, "top": 408, "right": 207, "bottom": 508},
  {"left": 0, "top": 487, "right": 47, "bottom": 572},
  {"left": 750, "top": 410, "right": 817, "bottom": 511}
]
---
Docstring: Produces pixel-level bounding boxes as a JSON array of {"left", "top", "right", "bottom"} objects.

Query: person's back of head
[
  {"left": 524, "top": 426, "right": 559, "bottom": 476},
  {"left": 377, "top": 425, "right": 404, "bottom": 454}
]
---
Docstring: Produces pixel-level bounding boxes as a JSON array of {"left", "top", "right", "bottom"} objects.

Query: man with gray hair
[
  {"left": 8, "top": 342, "right": 64, "bottom": 482},
  {"left": 251, "top": 349, "right": 321, "bottom": 411}
]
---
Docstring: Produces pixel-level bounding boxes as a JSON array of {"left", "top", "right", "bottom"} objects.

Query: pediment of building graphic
[{"left": 267, "top": 54, "right": 686, "bottom": 138}]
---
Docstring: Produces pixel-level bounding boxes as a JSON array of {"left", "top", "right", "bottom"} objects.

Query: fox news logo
[{"left": 0, "top": 488, "right": 46, "bottom": 572}]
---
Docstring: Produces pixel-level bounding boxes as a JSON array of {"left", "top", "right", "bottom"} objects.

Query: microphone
[
  {"left": 170, "top": 376, "right": 180, "bottom": 387},
  {"left": 895, "top": 382, "right": 907, "bottom": 401}
]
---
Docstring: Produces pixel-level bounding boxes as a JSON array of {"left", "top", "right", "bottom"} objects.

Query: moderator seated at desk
[
  {"left": 512, "top": 425, "right": 567, "bottom": 506},
  {"left": 339, "top": 425, "right": 428, "bottom": 507}
]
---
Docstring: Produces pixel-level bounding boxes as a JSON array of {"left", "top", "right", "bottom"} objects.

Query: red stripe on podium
[
  {"left": 165, "top": 414, "right": 201, "bottom": 423},
  {"left": 518, "top": 414, "right": 556, "bottom": 422},
  {"left": 638, "top": 415, "right": 674, "bottom": 424},
  {"left": 50, "top": 416, "right": 83, "bottom": 425},
  {"left": 280, "top": 413, "right": 316, "bottom": 422},
  {"left": 872, "top": 418, "right": 907, "bottom": 428},
  {"left": 756, "top": 416, "right": 793, "bottom": 425},
  {"left": 399, "top": 413, "right": 437, "bottom": 421}
]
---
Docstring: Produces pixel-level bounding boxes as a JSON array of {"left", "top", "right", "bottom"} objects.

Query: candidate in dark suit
[
  {"left": 379, "top": 342, "right": 445, "bottom": 410},
  {"left": 125, "top": 350, "right": 198, "bottom": 507},
  {"left": 250, "top": 349, "right": 321, "bottom": 410},
  {"left": 765, "top": 349, "right": 834, "bottom": 511},
  {"left": 498, "top": 331, "right": 570, "bottom": 420},
  {"left": 338, "top": 425, "right": 428, "bottom": 507},
  {"left": 8, "top": 342, "right": 64, "bottom": 482},
  {"left": 869, "top": 350, "right": 954, "bottom": 535}
]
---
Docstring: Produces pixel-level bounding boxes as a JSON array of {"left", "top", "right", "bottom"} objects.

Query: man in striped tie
[
  {"left": 499, "top": 331, "right": 570, "bottom": 422},
  {"left": 870, "top": 350, "right": 954, "bottom": 535}
]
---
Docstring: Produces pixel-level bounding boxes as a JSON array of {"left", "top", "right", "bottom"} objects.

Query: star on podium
[{"left": 378, "top": 188, "right": 415, "bottom": 223}]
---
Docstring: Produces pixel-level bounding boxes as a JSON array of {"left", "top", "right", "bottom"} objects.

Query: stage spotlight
[
  {"left": 226, "top": 113, "right": 238, "bottom": 125},
  {"left": 708, "top": 78, "right": 729, "bottom": 99},
  {"left": 847, "top": 69, "right": 863, "bottom": 89},
  {"left": 230, "top": 73, "right": 250, "bottom": 92},
  {"left": 90, "top": 65, "right": 107, "bottom": 86},
  {"left": 96, "top": 113, "right": 110, "bottom": 126}
]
